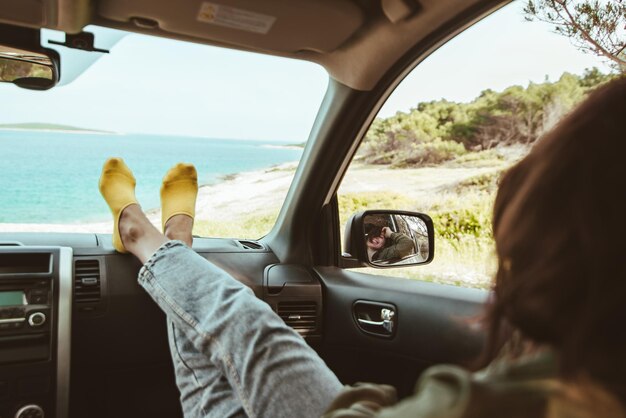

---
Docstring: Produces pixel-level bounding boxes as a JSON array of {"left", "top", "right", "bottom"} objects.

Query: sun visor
[{"left": 96, "top": 0, "right": 365, "bottom": 53}]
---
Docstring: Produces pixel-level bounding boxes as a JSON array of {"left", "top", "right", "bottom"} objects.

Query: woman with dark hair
[
  {"left": 480, "top": 74, "right": 626, "bottom": 414},
  {"left": 323, "top": 76, "right": 626, "bottom": 417},
  {"left": 99, "top": 77, "right": 625, "bottom": 418}
]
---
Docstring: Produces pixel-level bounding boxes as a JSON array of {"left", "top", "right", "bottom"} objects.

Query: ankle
[
  {"left": 118, "top": 206, "right": 146, "bottom": 249},
  {"left": 117, "top": 205, "right": 168, "bottom": 263},
  {"left": 164, "top": 215, "right": 193, "bottom": 247}
]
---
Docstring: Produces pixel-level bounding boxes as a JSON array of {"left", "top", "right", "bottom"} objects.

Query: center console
[{"left": 0, "top": 247, "right": 72, "bottom": 418}]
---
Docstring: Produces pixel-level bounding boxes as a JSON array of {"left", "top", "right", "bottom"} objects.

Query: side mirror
[
  {"left": 344, "top": 210, "right": 434, "bottom": 268},
  {"left": 0, "top": 24, "right": 60, "bottom": 90}
]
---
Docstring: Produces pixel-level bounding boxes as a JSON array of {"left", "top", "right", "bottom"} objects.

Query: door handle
[
  {"left": 353, "top": 301, "right": 396, "bottom": 337},
  {"left": 357, "top": 318, "right": 386, "bottom": 326},
  {"left": 356, "top": 308, "right": 395, "bottom": 332}
]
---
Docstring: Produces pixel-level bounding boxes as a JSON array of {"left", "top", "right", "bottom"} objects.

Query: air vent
[
  {"left": 277, "top": 301, "right": 317, "bottom": 335},
  {"left": 238, "top": 240, "right": 264, "bottom": 250},
  {"left": 74, "top": 259, "right": 101, "bottom": 303}
]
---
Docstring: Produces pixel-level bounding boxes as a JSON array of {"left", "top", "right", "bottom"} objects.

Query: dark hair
[
  {"left": 484, "top": 77, "right": 626, "bottom": 401},
  {"left": 364, "top": 224, "right": 383, "bottom": 241}
]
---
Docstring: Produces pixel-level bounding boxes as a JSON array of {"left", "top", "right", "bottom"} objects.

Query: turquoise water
[{"left": 0, "top": 130, "right": 303, "bottom": 223}]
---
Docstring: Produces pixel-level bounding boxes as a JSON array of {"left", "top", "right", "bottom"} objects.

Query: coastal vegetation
[
  {"left": 338, "top": 68, "right": 617, "bottom": 288},
  {"left": 357, "top": 68, "right": 615, "bottom": 168}
]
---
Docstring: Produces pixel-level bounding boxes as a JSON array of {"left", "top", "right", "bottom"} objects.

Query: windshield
[{"left": 0, "top": 27, "right": 328, "bottom": 238}]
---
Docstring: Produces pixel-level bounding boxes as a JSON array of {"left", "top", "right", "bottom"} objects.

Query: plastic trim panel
[{"left": 57, "top": 247, "right": 72, "bottom": 418}]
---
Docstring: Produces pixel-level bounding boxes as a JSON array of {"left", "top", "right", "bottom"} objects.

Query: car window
[
  {"left": 337, "top": 0, "right": 616, "bottom": 289},
  {"left": 0, "top": 26, "right": 328, "bottom": 239}
]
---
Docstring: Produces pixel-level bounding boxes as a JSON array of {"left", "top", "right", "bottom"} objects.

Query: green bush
[
  {"left": 454, "top": 170, "right": 503, "bottom": 193},
  {"left": 358, "top": 68, "right": 613, "bottom": 163},
  {"left": 449, "top": 149, "right": 506, "bottom": 167},
  {"left": 390, "top": 139, "right": 467, "bottom": 167},
  {"left": 194, "top": 212, "right": 278, "bottom": 239},
  {"left": 427, "top": 191, "right": 494, "bottom": 241}
]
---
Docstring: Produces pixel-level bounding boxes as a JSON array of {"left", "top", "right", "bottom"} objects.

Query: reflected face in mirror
[
  {"left": 365, "top": 225, "right": 386, "bottom": 251},
  {"left": 363, "top": 214, "right": 430, "bottom": 266},
  {"left": 367, "top": 235, "right": 386, "bottom": 250}
]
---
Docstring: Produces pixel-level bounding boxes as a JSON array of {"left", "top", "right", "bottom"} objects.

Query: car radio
[
  {"left": 0, "top": 247, "right": 72, "bottom": 418},
  {"left": 0, "top": 281, "right": 51, "bottom": 340}
]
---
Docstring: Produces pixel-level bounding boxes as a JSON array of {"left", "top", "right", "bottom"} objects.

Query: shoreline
[
  {"left": 261, "top": 144, "right": 304, "bottom": 151},
  {"left": 0, "top": 162, "right": 501, "bottom": 233},
  {"left": 0, "top": 161, "right": 300, "bottom": 233},
  {"left": 0, "top": 146, "right": 521, "bottom": 234}
]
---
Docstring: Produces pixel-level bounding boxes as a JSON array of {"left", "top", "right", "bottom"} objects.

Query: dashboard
[
  {"left": 0, "top": 233, "right": 325, "bottom": 418},
  {"left": 0, "top": 246, "right": 71, "bottom": 418}
]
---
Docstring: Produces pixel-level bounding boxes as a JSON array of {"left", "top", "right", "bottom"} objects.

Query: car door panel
[{"left": 314, "top": 266, "right": 487, "bottom": 397}]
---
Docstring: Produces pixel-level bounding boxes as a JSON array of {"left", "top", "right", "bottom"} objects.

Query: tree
[{"left": 524, "top": 0, "right": 626, "bottom": 73}]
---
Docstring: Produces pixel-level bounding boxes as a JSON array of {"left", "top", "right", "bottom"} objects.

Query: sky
[{"left": 0, "top": 1, "right": 614, "bottom": 141}]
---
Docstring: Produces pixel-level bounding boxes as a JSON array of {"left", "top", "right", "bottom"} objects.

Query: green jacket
[
  {"left": 373, "top": 232, "right": 415, "bottom": 262},
  {"left": 324, "top": 351, "right": 625, "bottom": 418}
]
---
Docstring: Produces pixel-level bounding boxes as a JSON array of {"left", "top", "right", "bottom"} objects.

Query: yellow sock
[
  {"left": 161, "top": 163, "right": 198, "bottom": 231},
  {"left": 98, "top": 158, "right": 138, "bottom": 253}
]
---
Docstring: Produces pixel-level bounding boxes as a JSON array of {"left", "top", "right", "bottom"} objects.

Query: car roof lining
[{"left": 1, "top": 0, "right": 507, "bottom": 91}]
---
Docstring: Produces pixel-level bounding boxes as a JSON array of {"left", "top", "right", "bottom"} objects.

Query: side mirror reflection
[
  {"left": 364, "top": 213, "right": 430, "bottom": 266},
  {"left": 344, "top": 210, "right": 434, "bottom": 268}
]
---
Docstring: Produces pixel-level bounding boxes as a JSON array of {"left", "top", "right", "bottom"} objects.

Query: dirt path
[{"left": 340, "top": 164, "right": 502, "bottom": 200}]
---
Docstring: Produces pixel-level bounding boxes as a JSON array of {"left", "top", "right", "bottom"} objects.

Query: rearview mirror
[
  {"left": 0, "top": 24, "right": 60, "bottom": 90},
  {"left": 344, "top": 210, "right": 434, "bottom": 268}
]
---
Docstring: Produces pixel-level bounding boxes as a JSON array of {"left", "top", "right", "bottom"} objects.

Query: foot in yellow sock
[
  {"left": 161, "top": 163, "right": 198, "bottom": 233},
  {"left": 98, "top": 158, "right": 139, "bottom": 253}
]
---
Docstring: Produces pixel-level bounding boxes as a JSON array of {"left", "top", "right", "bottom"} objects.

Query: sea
[{"left": 0, "top": 130, "right": 303, "bottom": 224}]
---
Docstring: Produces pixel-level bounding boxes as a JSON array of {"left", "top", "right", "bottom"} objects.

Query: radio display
[{"left": 0, "top": 291, "right": 26, "bottom": 306}]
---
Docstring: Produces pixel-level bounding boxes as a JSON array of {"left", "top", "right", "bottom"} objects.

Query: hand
[
  {"left": 381, "top": 227, "right": 393, "bottom": 238},
  {"left": 322, "top": 383, "right": 397, "bottom": 418}
]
